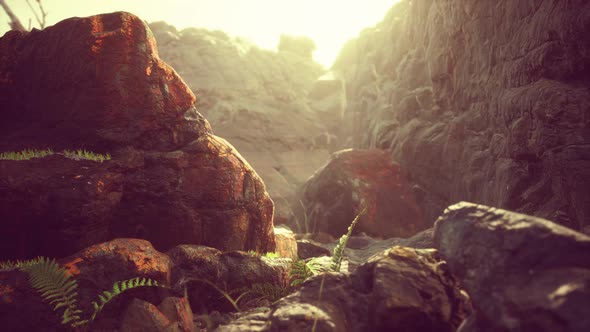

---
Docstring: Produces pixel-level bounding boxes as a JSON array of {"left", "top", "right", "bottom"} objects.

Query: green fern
[
  {"left": 331, "top": 207, "right": 366, "bottom": 272},
  {"left": 89, "top": 277, "right": 161, "bottom": 322},
  {"left": 20, "top": 257, "right": 87, "bottom": 327},
  {"left": 0, "top": 256, "right": 164, "bottom": 329},
  {"left": 289, "top": 258, "right": 322, "bottom": 286}
]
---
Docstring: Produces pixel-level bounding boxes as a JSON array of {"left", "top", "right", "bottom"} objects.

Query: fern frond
[
  {"left": 289, "top": 258, "right": 321, "bottom": 287},
  {"left": 21, "top": 257, "right": 85, "bottom": 328},
  {"left": 331, "top": 207, "right": 366, "bottom": 272},
  {"left": 89, "top": 276, "right": 162, "bottom": 323}
]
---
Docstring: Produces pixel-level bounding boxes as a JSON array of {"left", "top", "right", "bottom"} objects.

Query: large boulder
[
  {"left": 333, "top": 0, "right": 590, "bottom": 230},
  {"left": 0, "top": 12, "right": 275, "bottom": 259},
  {"left": 434, "top": 202, "right": 590, "bottom": 332},
  {"left": 295, "top": 148, "right": 428, "bottom": 238},
  {"left": 148, "top": 22, "right": 331, "bottom": 223}
]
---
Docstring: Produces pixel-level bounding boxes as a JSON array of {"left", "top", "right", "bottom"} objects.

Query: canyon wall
[{"left": 333, "top": 0, "right": 590, "bottom": 230}]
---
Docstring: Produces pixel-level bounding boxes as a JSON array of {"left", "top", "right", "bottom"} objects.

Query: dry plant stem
[
  {"left": 25, "top": 0, "right": 47, "bottom": 29},
  {"left": 311, "top": 274, "right": 327, "bottom": 332},
  {"left": 0, "top": 0, "right": 26, "bottom": 31}
]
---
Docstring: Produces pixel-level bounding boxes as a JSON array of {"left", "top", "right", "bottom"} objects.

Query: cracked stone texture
[{"left": 333, "top": 0, "right": 590, "bottom": 230}]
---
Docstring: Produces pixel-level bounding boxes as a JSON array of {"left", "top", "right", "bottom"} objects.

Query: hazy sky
[{"left": 0, "top": 0, "right": 397, "bottom": 67}]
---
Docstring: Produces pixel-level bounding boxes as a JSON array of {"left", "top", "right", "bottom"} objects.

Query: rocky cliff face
[
  {"left": 149, "top": 22, "right": 335, "bottom": 222},
  {"left": 333, "top": 0, "right": 590, "bottom": 230}
]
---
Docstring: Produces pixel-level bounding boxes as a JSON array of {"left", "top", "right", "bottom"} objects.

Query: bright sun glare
[{"left": 0, "top": 0, "right": 398, "bottom": 67}]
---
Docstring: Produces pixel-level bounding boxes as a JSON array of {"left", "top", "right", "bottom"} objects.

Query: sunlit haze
[{"left": 0, "top": 0, "right": 398, "bottom": 67}]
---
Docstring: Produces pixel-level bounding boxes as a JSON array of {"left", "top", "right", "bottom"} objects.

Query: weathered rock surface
[
  {"left": 148, "top": 22, "right": 331, "bottom": 222},
  {"left": 273, "top": 225, "right": 298, "bottom": 260},
  {"left": 215, "top": 246, "right": 472, "bottom": 332},
  {"left": 333, "top": 0, "right": 590, "bottom": 230},
  {"left": 167, "top": 244, "right": 291, "bottom": 312},
  {"left": 0, "top": 12, "right": 275, "bottom": 259},
  {"left": 0, "top": 238, "right": 290, "bottom": 331},
  {"left": 296, "top": 239, "right": 331, "bottom": 259},
  {"left": 294, "top": 148, "right": 428, "bottom": 237},
  {"left": 434, "top": 202, "right": 590, "bottom": 332},
  {"left": 0, "top": 239, "right": 171, "bottom": 331},
  {"left": 120, "top": 297, "right": 194, "bottom": 332}
]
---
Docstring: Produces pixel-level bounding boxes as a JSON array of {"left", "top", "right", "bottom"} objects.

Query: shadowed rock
[
  {"left": 434, "top": 202, "right": 590, "bottom": 332},
  {"left": 295, "top": 148, "right": 428, "bottom": 238},
  {"left": 216, "top": 246, "right": 471, "bottom": 332}
]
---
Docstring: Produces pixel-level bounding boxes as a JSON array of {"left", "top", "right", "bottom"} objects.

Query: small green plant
[
  {"left": 331, "top": 207, "right": 366, "bottom": 272},
  {"left": 0, "top": 256, "right": 45, "bottom": 270},
  {"left": 0, "top": 148, "right": 54, "bottom": 160},
  {"left": 0, "top": 148, "right": 111, "bottom": 162},
  {"left": 1, "top": 256, "right": 164, "bottom": 330},
  {"left": 289, "top": 258, "right": 323, "bottom": 287},
  {"left": 89, "top": 277, "right": 160, "bottom": 322},
  {"left": 246, "top": 251, "right": 280, "bottom": 258},
  {"left": 21, "top": 257, "right": 85, "bottom": 326},
  {"left": 63, "top": 149, "right": 111, "bottom": 162}
]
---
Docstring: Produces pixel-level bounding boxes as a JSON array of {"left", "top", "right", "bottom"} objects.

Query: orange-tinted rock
[
  {"left": 0, "top": 12, "right": 208, "bottom": 151},
  {"left": 296, "top": 149, "right": 427, "bottom": 238},
  {"left": 0, "top": 12, "right": 275, "bottom": 259},
  {"left": 274, "top": 225, "right": 298, "bottom": 260}
]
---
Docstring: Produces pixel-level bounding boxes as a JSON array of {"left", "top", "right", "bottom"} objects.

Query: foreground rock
[
  {"left": 0, "top": 12, "right": 275, "bottom": 259},
  {"left": 0, "top": 238, "right": 289, "bottom": 331},
  {"left": 216, "top": 246, "right": 471, "bottom": 331},
  {"left": 149, "top": 22, "right": 331, "bottom": 223},
  {"left": 334, "top": 0, "right": 590, "bottom": 230},
  {"left": 294, "top": 149, "right": 428, "bottom": 237},
  {"left": 434, "top": 202, "right": 590, "bottom": 332}
]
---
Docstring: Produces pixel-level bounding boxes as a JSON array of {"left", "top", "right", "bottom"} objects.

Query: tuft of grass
[
  {"left": 0, "top": 148, "right": 54, "bottom": 160},
  {"left": 0, "top": 148, "right": 111, "bottom": 163},
  {"left": 246, "top": 251, "right": 280, "bottom": 258},
  {"left": 63, "top": 149, "right": 111, "bottom": 162}
]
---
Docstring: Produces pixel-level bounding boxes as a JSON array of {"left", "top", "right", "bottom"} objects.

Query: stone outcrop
[
  {"left": 148, "top": 22, "right": 331, "bottom": 222},
  {"left": 0, "top": 12, "right": 275, "bottom": 259},
  {"left": 215, "top": 246, "right": 472, "bottom": 332},
  {"left": 434, "top": 202, "right": 590, "bottom": 332},
  {"left": 333, "top": 0, "right": 590, "bottom": 230},
  {"left": 0, "top": 238, "right": 290, "bottom": 331},
  {"left": 294, "top": 148, "right": 428, "bottom": 238}
]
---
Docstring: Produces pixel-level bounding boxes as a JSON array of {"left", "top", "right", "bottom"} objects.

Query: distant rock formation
[
  {"left": 332, "top": 0, "right": 590, "bottom": 231},
  {"left": 0, "top": 12, "right": 275, "bottom": 259},
  {"left": 149, "top": 22, "right": 332, "bottom": 223},
  {"left": 294, "top": 149, "right": 428, "bottom": 238}
]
